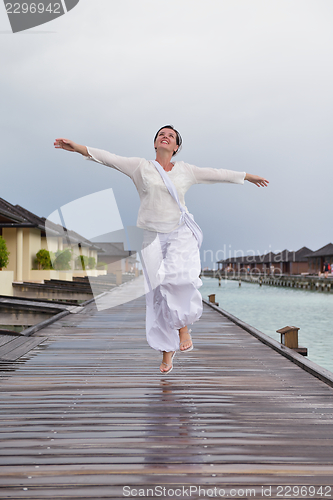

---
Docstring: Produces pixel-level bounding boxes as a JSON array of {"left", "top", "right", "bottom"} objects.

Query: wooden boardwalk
[{"left": 1, "top": 283, "right": 333, "bottom": 499}]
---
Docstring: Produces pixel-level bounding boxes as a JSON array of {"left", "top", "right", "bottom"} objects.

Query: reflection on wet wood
[{"left": 0, "top": 296, "right": 333, "bottom": 498}]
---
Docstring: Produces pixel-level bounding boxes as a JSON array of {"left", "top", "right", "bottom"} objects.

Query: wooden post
[
  {"left": 208, "top": 294, "right": 219, "bottom": 306},
  {"left": 277, "top": 326, "right": 307, "bottom": 356},
  {"left": 277, "top": 326, "right": 299, "bottom": 348}
]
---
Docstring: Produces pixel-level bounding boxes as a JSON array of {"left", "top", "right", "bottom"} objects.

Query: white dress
[{"left": 86, "top": 147, "right": 246, "bottom": 352}]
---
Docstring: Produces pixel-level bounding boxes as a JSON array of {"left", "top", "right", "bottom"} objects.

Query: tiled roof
[
  {"left": 15, "top": 204, "right": 45, "bottom": 227},
  {"left": 0, "top": 198, "right": 30, "bottom": 224},
  {"left": 0, "top": 197, "right": 99, "bottom": 249},
  {"left": 94, "top": 241, "right": 136, "bottom": 258}
]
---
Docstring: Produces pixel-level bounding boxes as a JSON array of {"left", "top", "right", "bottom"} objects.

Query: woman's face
[{"left": 154, "top": 128, "right": 179, "bottom": 156}]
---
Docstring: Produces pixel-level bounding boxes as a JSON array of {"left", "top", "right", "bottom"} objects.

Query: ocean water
[{"left": 200, "top": 277, "right": 333, "bottom": 374}]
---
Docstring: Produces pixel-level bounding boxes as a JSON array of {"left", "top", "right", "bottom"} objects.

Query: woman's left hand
[{"left": 245, "top": 173, "right": 269, "bottom": 187}]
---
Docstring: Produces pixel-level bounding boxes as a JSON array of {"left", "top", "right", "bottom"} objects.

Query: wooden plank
[
  {"left": 0, "top": 337, "right": 47, "bottom": 361},
  {"left": 0, "top": 334, "right": 18, "bottom": 347},
  {"left": 0, "top": 290, "right": 332, "bottom": 499},
  {"left": 0, "top": 336, "right": 28, "bottom": 355}
]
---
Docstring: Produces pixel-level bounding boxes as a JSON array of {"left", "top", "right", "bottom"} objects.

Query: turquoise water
[{"left": 200, "top": 277, "right": 333, "bottom": 374}]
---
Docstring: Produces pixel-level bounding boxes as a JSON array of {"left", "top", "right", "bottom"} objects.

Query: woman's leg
[
  {"left": 142, "top": 225, "right": 202, "bottom": 369},
  {"left": 179, "top": 326, "right": 192, "bottom": 351},
  {"left": 160, "top": 350, "right": 175, "bottom": 373},
  {"left": 159, "top": 225, "right": 203, "bottom": 332},
  {"left": 142, "top": 231, "right": 180, "bottom": 352}
]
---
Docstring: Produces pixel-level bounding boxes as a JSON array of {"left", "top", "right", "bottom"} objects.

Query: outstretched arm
[
  {"left": 245, "top": 173, "right": 269, "bottom": 187},
  {"left": 188, "top": 163, "right": 268, "bottom": 187},
  {"left": 54, "top": 139, "right": 142, "bottom": 179},
  {"left": 54, "top": 138, "right": 90, "bottom": 157}
]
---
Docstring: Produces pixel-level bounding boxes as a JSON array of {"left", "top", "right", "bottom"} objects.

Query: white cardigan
[{"left": 86, "top": 147, "right": 245, "bottom": 233}]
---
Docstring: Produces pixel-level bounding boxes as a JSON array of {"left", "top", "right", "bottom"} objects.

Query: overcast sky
[{"left": 1, "top": 0, "right": 332, "bottom": 267}]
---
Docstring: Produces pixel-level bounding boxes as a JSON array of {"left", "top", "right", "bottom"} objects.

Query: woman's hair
[{"left": 154, "top": 125, "right": 182, "bottom": 156}]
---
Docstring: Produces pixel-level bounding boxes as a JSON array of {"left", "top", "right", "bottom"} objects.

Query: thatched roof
[{"left": 305, "top": 243, "right": 333, "bottom": 258}]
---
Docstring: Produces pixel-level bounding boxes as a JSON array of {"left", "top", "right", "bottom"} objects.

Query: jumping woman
[{"left": 54, "top": 125, "right": 268, "bottom": 374}]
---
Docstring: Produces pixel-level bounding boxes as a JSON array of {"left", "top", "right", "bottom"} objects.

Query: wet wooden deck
[{"left": 1, "top": 286, "right": 333, "bottom": 499}]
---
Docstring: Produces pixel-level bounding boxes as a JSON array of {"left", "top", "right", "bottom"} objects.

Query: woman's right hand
[
  {"left": 54, "top": 138, "right": 89, "bottom": 156},
  {"left": 54, "top": 138, "right": 77, "bottom": 151}
]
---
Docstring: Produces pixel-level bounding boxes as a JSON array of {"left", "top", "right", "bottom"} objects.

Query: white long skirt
[{"left": 141, "top": 223, "right": 203, "bottom": 352}]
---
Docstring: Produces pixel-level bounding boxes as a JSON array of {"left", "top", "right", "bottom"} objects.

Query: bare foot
[
  {"left": 160, "top": 351, "right": 175, "bottom": 374},
  {"left": 179, "top": 326, "right": 193, "bottom": 351}
]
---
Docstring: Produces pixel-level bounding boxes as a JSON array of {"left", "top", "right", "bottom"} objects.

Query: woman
[{"left": 54, "top": 125, "right": 268, "bottom": 374}]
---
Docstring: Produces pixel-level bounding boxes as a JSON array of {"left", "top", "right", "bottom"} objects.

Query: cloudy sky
[{"left": 1, "top": 0, "right": 332, "bottom": 267}]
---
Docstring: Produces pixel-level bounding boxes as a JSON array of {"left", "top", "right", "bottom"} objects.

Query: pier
[
  {"left": 1, "top": 279, "right": 333, "bottom": 498},
  {"left": 202, "top": 270, "right": 333, "bottom": 292}
]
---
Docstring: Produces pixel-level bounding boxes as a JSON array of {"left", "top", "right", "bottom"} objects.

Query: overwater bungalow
[
  {"left": 217, "top": 246, "right": 314, "bottom": 275},
  {"left": 306, "top": 243, "right": 333, "bottom": 274},
  {"left": 272, "top": 247, "right": 312, "bottom": 274},
  {"left": 217, "top": 252, "right": 277, "bottom": 274}
]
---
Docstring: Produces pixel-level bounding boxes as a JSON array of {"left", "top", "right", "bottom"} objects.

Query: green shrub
[
  {"left": 75, "top": 256, "right": 97, "bottom": 270},
  {"left": 53, "top": 249, "right": 72, "bottom": 270},
  {"left": 0, "top": 236, "right": 10, "bottom": 269},
  {"left": 76, "top": 255, "right": 89, "bottom": 270},
  {"left": 87, "top": 257, "right": 96, "bottom": 269},
  {"left": 35, "top": 249, "right": 53, "bottom": 270}
]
